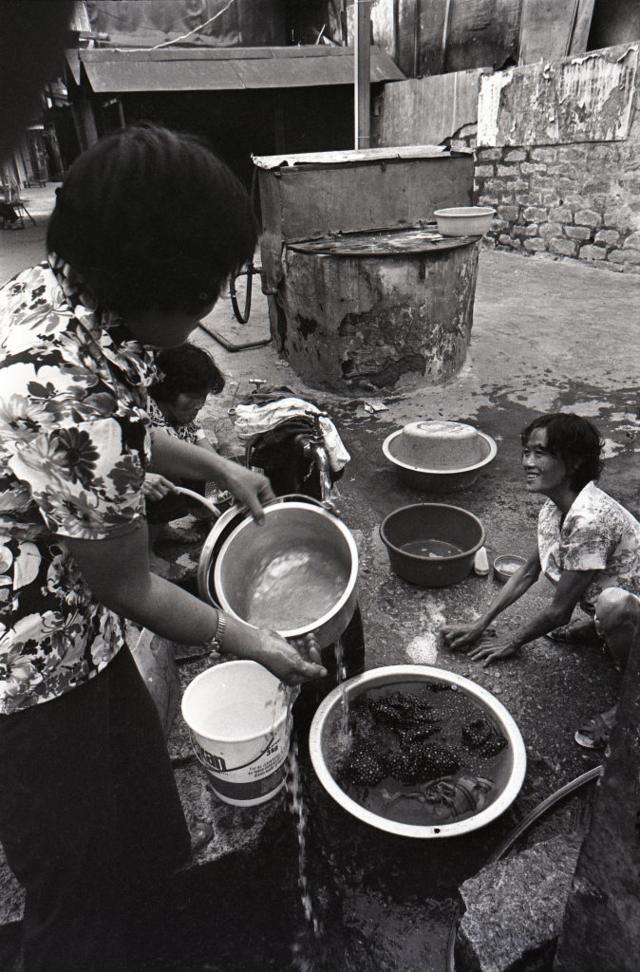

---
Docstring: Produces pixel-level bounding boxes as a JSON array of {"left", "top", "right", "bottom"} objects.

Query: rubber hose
[{"left": 487, "top": 764, "right": 603, "bottom": 865}]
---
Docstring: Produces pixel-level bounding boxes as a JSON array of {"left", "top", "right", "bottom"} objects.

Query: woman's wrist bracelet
[{"left": 204, "top": 611, "right": 227, "bottom": 653}]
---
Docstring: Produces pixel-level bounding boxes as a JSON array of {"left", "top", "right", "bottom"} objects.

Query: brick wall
[{"left": 475, "top": 140, "right": 640, "bottom": 273}]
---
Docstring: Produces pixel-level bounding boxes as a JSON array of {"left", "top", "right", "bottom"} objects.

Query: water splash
[
  {"left": 285, "top": 737, "right": 323, "bottom": 940},
  {"left": 406, "top": 596, "right": 445, "bottom": 665},
  {"left": 334, "top": 635, "right": 352, "bottom": 745}
]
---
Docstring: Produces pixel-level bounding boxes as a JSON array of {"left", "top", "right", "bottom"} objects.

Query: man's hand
[
  {"left": 221, "top": 464, "right": 275, "bottom": 523},
  {"left": 143, "top": 472, "right": 176, "bottom": 501},
  {"left": 467, "top": 639, "right": 520, "bottom": 668},
  {"left": 441, "top": 620, "right": 487, "bottom": 652}
]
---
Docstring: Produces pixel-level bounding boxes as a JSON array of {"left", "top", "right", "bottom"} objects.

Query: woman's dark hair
[
  {"left": 47, "top": 124, "right": 257, "bottom": 315},
  {"left": 150, "top": 344, "right": 224, "bottom": 402},
  {"left": 521, "top": 413, "right": 603, "bottom": 491}
]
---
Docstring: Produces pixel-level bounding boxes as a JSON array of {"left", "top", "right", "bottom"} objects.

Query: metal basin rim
[
  {"left": 382, "top": 428, "right": 498, "bottom": 475},
  {"left": 308, "top": 664, "right": 527, "bottom": 839}
]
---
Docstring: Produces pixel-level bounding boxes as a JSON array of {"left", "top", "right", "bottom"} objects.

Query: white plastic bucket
[{"left": 181, "top": 660, "right": 291, "bottom": 807}]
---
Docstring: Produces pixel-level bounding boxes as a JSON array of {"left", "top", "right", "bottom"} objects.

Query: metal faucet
[{"left": 298, "top": 412, "right": 336, "bottom": 511}]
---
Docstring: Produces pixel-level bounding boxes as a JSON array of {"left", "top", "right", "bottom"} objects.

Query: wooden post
[
  {"left": 553, "top": 597, "right": 640, "bottom": 972},
  {"left": 354, "top": 0, "right": 371, "bottom": 149},
  {"left": 116, "top": 97, "right": 126, "bottom": 129}
]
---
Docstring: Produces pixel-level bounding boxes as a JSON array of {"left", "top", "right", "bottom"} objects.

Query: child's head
[{"left": 150, "top": 344, "right": 225, "bottom": 426}]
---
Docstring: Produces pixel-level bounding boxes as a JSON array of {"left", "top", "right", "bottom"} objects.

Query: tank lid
[
  {"left": 252, "top": 145, "right": 469, "bottom": 170},
  {"left": 287, "top": 226, "right": 478, "bottom": 257}
]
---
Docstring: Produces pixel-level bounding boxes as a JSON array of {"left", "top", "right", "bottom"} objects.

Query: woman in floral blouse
[
  {"left": 442, "top": 413, "right": 640, "bottom": 749},
  {"left": 0, "top": 126, "right": 325, "bottom": 971}
]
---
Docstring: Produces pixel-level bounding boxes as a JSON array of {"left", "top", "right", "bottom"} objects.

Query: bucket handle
[{"left": 189, "top": 729, "right": 280, "bottom": 774}]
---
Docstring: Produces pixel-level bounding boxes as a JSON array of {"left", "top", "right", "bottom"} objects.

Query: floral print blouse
[
  {"left": 0, "top": 258, "right": 156, "bottom": 714},
  {"left": 538, "top": 481, "right": 640, "bottom": 614},
  {"left": 146, "top": 395, "right": 204, "bottom": 445}
]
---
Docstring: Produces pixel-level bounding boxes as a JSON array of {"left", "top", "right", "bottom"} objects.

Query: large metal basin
[
  {"left": 309, "top": 665, "right": 526, "bottom": 839},
  {"left": 211, "top": 500, "right": 358, "bottom": 648}
]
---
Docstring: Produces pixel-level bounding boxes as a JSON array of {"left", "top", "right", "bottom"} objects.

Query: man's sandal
[
  {"left": 574, "top": 710, "right": 617, "bottom": 750},
  {"left": 547, "top": 622, "right": 603, "bottom": 648}
]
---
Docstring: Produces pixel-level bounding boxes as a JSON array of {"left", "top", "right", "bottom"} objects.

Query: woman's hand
[
  {"left": 467, "top": 639, "right": 520, "bottom": 668},
  {"left": 223, "top": 615, "right": 326, "bottom": 685},
  {"left": 441, "top": 620, "right": 487, "bottom": 652},
  {"left": 221, "top": 464, "right": 275, "bottom": 523},
  {"left": 254, "top": 629, "right": 327, "bottom": 685},
  {"left": 150, "top": 430, "right": 275, "bottom": 523},
  {"left": 143, "top": 473, "right": 176, "bottom": 501}
]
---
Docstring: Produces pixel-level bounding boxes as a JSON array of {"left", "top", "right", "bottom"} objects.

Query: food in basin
[
  {"left": 334, "top": 683, "right": 509, "bottom": 827},
  {"left": 309, "top": 665, "right": 527, "bottom": 838}
]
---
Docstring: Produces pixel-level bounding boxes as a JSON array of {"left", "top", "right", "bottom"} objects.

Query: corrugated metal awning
[{"left": 80, "top": 45, "right": 405, "bottom": 94}]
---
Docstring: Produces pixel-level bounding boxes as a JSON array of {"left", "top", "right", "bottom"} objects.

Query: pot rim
[
  {"left": 309, "top": 664, "right": 527, "bottom": 838},
  {"left": 197, "top": 504, "right": 247, "bottom": 606},
  {"left": 382, "top": 428, "right": 497, "bottom": 476},
  {"left": 213, "top": 501, "right": 359, "bottom": 639},
  {"left": 379, "top": 503, "right": 485, "bottom": 563}
]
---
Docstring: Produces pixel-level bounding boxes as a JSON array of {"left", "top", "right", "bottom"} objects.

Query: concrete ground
[{"left": 1, "top": 190, "right": 639, "bottom": 969}]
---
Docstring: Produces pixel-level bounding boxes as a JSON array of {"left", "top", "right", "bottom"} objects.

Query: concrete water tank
[
  {"left": 253, "top": 146, "right": 477, "bottom": 393},
  {"left": 275, "top": 229, "right": 480, "bottom": 393}
]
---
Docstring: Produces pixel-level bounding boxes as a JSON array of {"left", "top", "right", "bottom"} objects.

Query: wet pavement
[{"left": 1, "top": 191, "right": 640, "bottom": 969}]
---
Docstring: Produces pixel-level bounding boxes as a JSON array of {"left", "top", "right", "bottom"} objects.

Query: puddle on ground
[{"left": 405, "top": 596, "right": 446, "bottom": 665}]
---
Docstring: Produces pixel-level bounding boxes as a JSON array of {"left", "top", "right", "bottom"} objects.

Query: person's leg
[
  {"left": 574, "top": 588, "right": 640, "bottom": 748},
  {"left": 0, "top": 672, "right": 127, "bottom": 972},
  {"left": 595, "top": 587, "right": 640, "bottom": 672}
]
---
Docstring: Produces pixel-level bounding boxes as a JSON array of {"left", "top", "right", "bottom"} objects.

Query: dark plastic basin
[{"left": 380, "top": 503, "right": 485, "bottom": 588}]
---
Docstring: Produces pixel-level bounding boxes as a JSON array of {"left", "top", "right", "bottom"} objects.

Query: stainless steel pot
[{"left": 197, "top": 496, "right": 359, "bottom": 649}]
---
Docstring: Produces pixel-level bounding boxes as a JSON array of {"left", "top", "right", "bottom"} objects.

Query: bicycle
[{"left": 229, "top": 258, "right": 258, "bottom": 325}]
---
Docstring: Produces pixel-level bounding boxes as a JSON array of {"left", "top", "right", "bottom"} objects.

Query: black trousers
[{"left": 0, "top": 646, "right": 190, "bottom": 972}]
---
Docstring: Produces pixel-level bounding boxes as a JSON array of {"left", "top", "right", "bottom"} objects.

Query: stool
[{"left": 12, "top": 200, "right": 36, "bottom": 228}]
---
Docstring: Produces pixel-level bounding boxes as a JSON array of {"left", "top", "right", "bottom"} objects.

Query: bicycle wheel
[{"left": 230, "top": 262, "right": 253, "bottom": 324}]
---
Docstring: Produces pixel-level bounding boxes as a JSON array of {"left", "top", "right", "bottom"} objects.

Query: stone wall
[
  {"left": 475, "top": 46, "right": 640, "bottom": 273},
  {"left": 475, "top": 142, "right": 640, "bottom": 272}
]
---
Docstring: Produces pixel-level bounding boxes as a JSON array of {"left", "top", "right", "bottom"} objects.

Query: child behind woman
[{"left": 146, "top": 343, "right": 228, "bottom": 525}]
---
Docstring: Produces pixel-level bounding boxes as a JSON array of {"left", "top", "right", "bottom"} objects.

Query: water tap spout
[
  {"left": 309, "top": 442, "right": 334, "bottom": 510},
  {"left": 295, "top": 425, "right": 336, "bottom": 511}
]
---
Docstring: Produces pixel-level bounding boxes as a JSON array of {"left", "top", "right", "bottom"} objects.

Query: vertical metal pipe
[{"left": 354, "top": 0, "right": 371, "bottom": 149}]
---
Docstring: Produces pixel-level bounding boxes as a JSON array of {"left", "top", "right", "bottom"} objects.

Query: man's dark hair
[
  {"left": 521, "top": 412, "right": 603, "bottom": 491},
  {"left": 150, "top": 344, "right": 224, "bottom": 403},
  {"left": 47, "top": 125, "right": 257, "bottom": 315}
]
